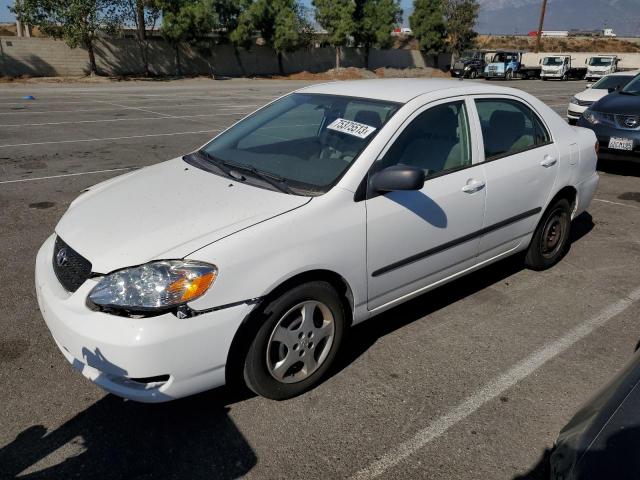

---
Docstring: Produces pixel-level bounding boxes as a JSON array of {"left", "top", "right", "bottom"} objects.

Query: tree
[
  {"left": 444, "top": 0, "right": 479, "bottom": 56},
  {"left": 153, "top": 0, "right": 219, "bottom": 76},
  {"left": 313, "top": 0, "right": 356, "bottom": 70},
  {"left": 116, "top": 0, "right": 160, "bottom": 76},
  {"left": 354, "top": 0, "right": 402, "bottom": 69},
  {"left": 230, "top": 0, "right": 310, "bottom": 75},
  {"left": 410, "top": 0, "right": 446, "bottom": 56},
  {"left": 11, "top": 0, "right": 121, "bottom": 75}
]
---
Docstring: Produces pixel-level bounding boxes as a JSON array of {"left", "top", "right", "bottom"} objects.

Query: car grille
[
  {"left": 615, "top": 114, "right": 640, "bottom": 130},
  {"left": 454, "top": 62, "right": 465, "bottom": 70},
  {"left": 52, "top": 236, "right": 92, "bottom": 293}
]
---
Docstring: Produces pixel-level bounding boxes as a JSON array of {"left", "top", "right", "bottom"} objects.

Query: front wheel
[
  {"left": 505, "top": 70, "right": 513, "bottom": 80},
  {"left": 525, "top": 198, "right": 572, "bottom": 270},
  {"left": 243, "top": 281, "right": 346, "bottom": 400},
  {"left": 469, "top": 69, "right": 478, "bottom": 79}
]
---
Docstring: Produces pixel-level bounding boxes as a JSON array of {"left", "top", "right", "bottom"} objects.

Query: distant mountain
[{"left": 476, "top": 0, "right": 640, "bottom": 37}]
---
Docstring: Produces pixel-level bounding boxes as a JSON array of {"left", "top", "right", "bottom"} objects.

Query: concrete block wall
[{"left": 0, "top": 35, "right": 452, "bottom": 78}]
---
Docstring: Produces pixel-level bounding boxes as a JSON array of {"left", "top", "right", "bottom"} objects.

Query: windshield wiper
[
  {"left": 199, "top": 150, "right": 293, "bottom": 194},
  {"left": 222, "top": 160, "right": 294, "bottom": 194}
]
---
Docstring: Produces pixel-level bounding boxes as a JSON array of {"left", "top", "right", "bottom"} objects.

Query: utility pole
[{"left": 535, "top": 0, "right": 548, "bottom": 53}]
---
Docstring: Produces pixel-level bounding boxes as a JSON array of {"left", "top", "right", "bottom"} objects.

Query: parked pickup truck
[
  {"left": 483, "top": 51, "right": 541, "bottom": 80},
  {"left": 585, "top": 55, "right": 619, "bottom": 81},
  {"left": 540, "top": 55, "right": 587, "bottom": 81},
  {"left": 450, "top": 50, "right": 489, "bottom": 79}
]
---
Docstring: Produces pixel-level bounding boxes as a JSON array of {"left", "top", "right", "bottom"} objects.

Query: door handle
[
  {"left": 541, "top": 155, "right": 557, "bottom": 168},
  {"left": 462, "top": 179, "right": 486, "bottom": 193}
]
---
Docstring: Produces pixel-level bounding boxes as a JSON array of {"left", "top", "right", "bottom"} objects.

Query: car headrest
[
  {"left": 354, "top": 110, "right": 382, "bottom": 130},
  {"left": 489, "top": 110, "right": 525, "bottom": 139}
]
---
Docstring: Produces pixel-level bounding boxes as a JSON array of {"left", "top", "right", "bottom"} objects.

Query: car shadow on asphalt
[
  {"left": 597, "top": 159, "right": 640, "bottom": 177},
  {"left": 0, "top": 388, "right": 256, "bottom": 479},
  {"left": 328, "top": 211, "right": 594, "bottom": 382}
]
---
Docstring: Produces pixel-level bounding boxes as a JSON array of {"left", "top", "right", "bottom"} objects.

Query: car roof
[
  {"left": 296, "top": 78, "right": 514, "bottom": 104},
  {"left": 608, "top": 70, "right": 640, "bottom": 76}
]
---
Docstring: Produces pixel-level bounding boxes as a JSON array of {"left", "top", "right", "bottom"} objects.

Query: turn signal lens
[{"left": 168, "top": 271, "right": 217, "bottom": 302}]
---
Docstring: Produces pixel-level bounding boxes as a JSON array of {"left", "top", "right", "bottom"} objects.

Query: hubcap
[
  {"left": 541, "top": 209, "right": 567, "bottom": 258},
  {"left": 266, "top": 301, "right": 335, "bottom": 384}
]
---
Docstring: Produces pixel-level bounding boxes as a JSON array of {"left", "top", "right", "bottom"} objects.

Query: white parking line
[
  {"left": 0, "top": 129, "right": 220, "bottom": 148},
  {"left": 0, "top": 167, "right": 134, "bottom": 185},
  {"left": 594, "top": 198, "right": 640, "bottom": 209},
  {"left": 0, "top": 103, "right": 258, "bottom": 116},
  {"left": 350, "top": 286, "right": 640, "bottom": 480},
  {"left": 0, "top": 113, "right": 240, "bottom": 128}
]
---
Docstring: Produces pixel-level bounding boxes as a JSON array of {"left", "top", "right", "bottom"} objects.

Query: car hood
[
  {"left": 592, "top": 92, "right": 640, "bottom": 114},
  {"left": 575, "top": 88, "right": 608, "bottom": 102},
  {"left": 55, "top": 157, "right": 311, "bottom": 273}
]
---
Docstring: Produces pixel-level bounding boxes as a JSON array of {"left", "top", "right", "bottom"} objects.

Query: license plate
[{"left": 608, "top": 137, "right": 634, "bottom": 151}]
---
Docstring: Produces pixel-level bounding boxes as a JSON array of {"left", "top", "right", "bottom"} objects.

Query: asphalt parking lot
[{"left": 1, "top": 76, "right": 639, "bottom": 480}]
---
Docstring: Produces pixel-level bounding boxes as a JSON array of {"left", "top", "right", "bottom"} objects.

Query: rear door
[{"left": 471, "top": 96, "right": 559, "bottom": 261}]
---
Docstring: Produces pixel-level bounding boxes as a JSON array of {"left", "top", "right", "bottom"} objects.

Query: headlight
[
  {"left": 464, "top": 65, "right": 471, "bottom": 70},
  {"left": 89, "top": 260, "right": 217, "bottom": 312},
  {"left": 570, "top": 96, "right": 579, "bottom": 105},
  {"left": 583, "top": 109, "right": 598, "bottom": 124}
]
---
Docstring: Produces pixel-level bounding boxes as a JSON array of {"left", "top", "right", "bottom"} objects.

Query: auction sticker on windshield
[
  {"left": 608, "top": 137, "right": 634, "bottom": 151},
  {"left": 327, "top": 118, "right": 377, "bottom": 139}
]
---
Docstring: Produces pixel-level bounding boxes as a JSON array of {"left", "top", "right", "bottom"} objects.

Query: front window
[
  {"left": 543, "top": 57, "right": 563, "bottom": 66},
  {"left": 201, "top": 93, "right": 400, "bottom": 195},
  {"left": 592, "top": 75, "right": 635, "bottom": 91},
  {"left": 621, "top": 75, "right": 640, "bottom": 95},
  {"left": 376, "top": 101, "right": 472, "bottom": 177},
  {"left": 589, "top": 57, "right": 613, "bottom": 66}
]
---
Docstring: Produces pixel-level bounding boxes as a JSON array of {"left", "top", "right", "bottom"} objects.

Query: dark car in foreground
[
  {"left": 578, "top": 73, "right": 640, "bottom": 162},
  {"left": 551, "top": 349, "right": 640, "bottom": 479}
]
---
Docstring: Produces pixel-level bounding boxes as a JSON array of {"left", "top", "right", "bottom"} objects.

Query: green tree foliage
[
  {"left": 313, "top": 0, "right": 356, "bottom": 70},
  {"left": 153, "top": 0, "right": 219, "bottom": 75},
  {"left": 11, "top": 0, "right": 121, "bottom": 75},
  {"left": 444, "top": 0, "right": 479, "bottom": 55},
  {"left": 410, "top": 0, "right": 446, "bottom": 55},
  {"left": 230, "top": 0, "right": 310, "bottom": 74},
  {"left": 354, "top": 0, "right": 402, "bottom": 68}
]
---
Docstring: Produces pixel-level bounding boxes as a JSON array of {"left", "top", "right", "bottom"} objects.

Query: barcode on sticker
[{"left": 327, "top": 118, "right": 377, "bottom": 139}]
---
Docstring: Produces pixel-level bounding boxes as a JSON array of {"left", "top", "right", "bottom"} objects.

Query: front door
[{"left": 366, "top": 98, "right": 486, "bottom": 311}]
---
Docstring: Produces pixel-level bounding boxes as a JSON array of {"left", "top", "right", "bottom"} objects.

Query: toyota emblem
[
  {"left": 624, "top": 117, "right": 639, "bottom": 128},
  {"left": 56, "top": 248, "right": 69, "bottom": 267}
]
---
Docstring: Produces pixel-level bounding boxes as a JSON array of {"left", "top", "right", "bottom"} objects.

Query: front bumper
[
  {"left": 567, "top": 104, "right": 588, "bottom": 120},
  {"left": 577, "top": 118, "right": 640, "bottom": 162},
  {"left": 484, "top": 70, "right": 504, "bottom": 78},
  {"left": 35, "top": 234, "right": 255, "bottom": 402},
  {"left": 541, "top": 71, "right": 563, "bottom": 78}
]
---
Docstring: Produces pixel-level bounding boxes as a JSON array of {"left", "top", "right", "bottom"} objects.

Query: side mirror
[
  {"left": 371, "top": 165, "right": 425, "bottom": 193},
  {"left": 539, "top": 59, "right": 542, "bottom": 65}
]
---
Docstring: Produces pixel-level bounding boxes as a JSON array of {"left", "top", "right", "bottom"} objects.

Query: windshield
[
  {"left": 621, "top": 75, "right": 640, "bottom": 94},
  {"left": 201, "top": 93, "right": 400, "bottom": 194},
  {"left": 589, "top": 57, "right": 613, "bottom": 66},
  {"left": 592, "top": 75, "right": 635, "bottom": 90},
  {"left": 543, "top": 57, "right": 564, "bottom": 66}
]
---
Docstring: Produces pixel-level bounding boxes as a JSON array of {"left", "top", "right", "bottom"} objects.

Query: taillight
[{"left": 595, "top": 141, "right": 600, "bottom": 155}]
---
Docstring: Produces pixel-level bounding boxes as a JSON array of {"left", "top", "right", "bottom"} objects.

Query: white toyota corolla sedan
[{"left": 35, "top": 79, "right": 599, "bottom": 402}]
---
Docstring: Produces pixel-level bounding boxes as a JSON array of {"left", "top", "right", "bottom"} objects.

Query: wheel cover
[
  {"left": 266, "top": 301, "right": 335, "bottom": 384},
  {"left": 541, "top": 208, "right": 568, "bottom": 259}
]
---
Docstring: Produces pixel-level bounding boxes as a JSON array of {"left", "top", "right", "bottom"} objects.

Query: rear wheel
[
  {"left": 243, "top": 281, "right": 346, "bottom": 400},
  {"left": 525, "top": 198, "right": 572, "bottom": 270}
]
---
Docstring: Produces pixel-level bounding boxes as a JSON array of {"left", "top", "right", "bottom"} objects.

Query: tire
[
  {"left": 505, "top": 70, "right": 513, "bottom": 80},
  {"left": 562, "top": 73, "right": 568, "bottom": 81},
  {"left": 243, "top": 281, "right": 346, "bottom": 400},
  {"left": 525, "top": 198, "right": 572, "bottom": 271},
  {"left": 469, "top": 69, "right": 477, "bottom": 79}
]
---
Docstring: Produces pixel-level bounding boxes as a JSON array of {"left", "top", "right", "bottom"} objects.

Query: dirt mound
[
  {"left": 476, "top": 35, "right": 640, "bottom": 53},
  {"left": 276, "top": 66, "right": 449, "bottom": 81}
]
